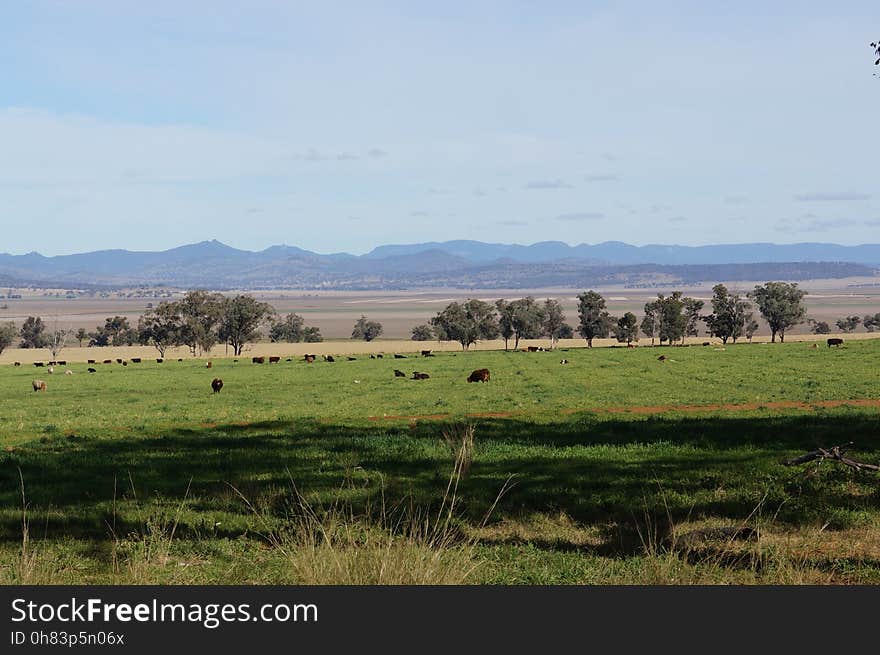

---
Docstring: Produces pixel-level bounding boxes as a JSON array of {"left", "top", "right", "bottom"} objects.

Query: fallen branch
[{"left": 783, "top": 442, "right": 880, "bottom": 473}]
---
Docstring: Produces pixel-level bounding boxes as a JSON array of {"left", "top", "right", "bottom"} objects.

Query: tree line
[
  {"left": 0, "top": 291, "right": 323, "bottom": 358},
  {"left": 0, "top": 281, "right": 876, "bottom": 357}
]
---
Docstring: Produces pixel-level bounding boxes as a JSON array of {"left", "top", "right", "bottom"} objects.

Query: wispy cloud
[
  {"left": 497, "top": 219, "right": 529, "bottom": 227},
  {"left": 776, "top": 217, "right": 858, "bottom": 232},
  {"left": 585, "top": 173, "right": 618, "bottom": 182},
  {"left": 794, "top": 192, "right": 871, "bottom": 202},
  {"left": 555, "top": 211, "right": 604, "bottom": 221},
  {"left": 526, "top": 179, "right": 573, "bottom": 190}
]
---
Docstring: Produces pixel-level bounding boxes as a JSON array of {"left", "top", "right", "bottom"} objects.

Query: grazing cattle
[
  {"left": 13, "top": 362, "right": 20, "bottom": 367},
  {"left": 122, "top": 360, "right": 128, "bottom": 366},
  {"left": 394, "top": 369, "right": 406, "bottom": 377},
  {"left": 560, "top": 359, "right": 569, "bottom": 364},
  {"left": 376, "top": 353, "right": 383, "bottom": 359},
  {"left": 48, "top": 361, "right": 57, "bottom": 366},
  {"left": 57, "top": 360, "right": 67, "bottom": 366},
  {"left": 87, "top": 359, "right": 96, "bottom": 364},
  {"left": 177, "top": 358, "right": 183, "bottom": 362},
  {"left": 131, "top": 358, "right": 141, "bottom": 363},
  {"left": 156, "top": 358, "right": 164, "bottom": 363},
  {"left": 64, "top": 370, "right": 73, "bottom": 376},
  {"left": 116, "top": 358, "right": 123, "bottom": 364},
  {"left": 34, "top": 362, "right": 44, "bottom": 367},
  {"left": 370, "top": 354, "right": 375, "bottom": 359},
  {"left": 421, "top": 350, "right": 433, "bottom": 357},
  {"left": 467, "top": 368, "right": 491, "bottom": 383},
  {"left": 32, "top": 379, "right": 47, "bottom": 392},
  {"left": 412, "top": 372, "right": 430, "bottom": 380},
  {"left": 326, "top": 355, "right": 335, "bottom": 363},
  {"left": 827, "top": 338, "right": 844, "bottom": 348},
  {"left": 527, "top": 346, "right": 539, "bottom": 352},
  {"left": 657, "top": 355, "right": 667, "bottom": 361},
  {"left": 47, "top": 366, "right": 54, "bottom": 374},
  {"left": 206, "top": 361, "right": 213, "bottom": 368},
  {"left": 88, "top": 368, "right": 97, "bottom": 373},
  {"left": 211, "top": 378, "right": 223, "bottom": 393},
  {"left": 103, "top": 359, "right": 112, "bottom": 364},
  {"left": 268, "top": 356, "right": 280, "bottom": 364},
  {"left": 394, "top": 353, "right": 406, "bottom": 359},
  {"left": 252, "top": 356, "right": 265, "bottom": 364},
  {"left": 304, "top": 355, "right": 316, "bottom": 363},
  {"left": 702, "top": 342, "right": 711, "bottom": 347},
  {"left": 285, "top": 358, "right": 291, "bottom": 362},
  {"left": 347, "top": 356, "right": 357, "bottom": 361}
]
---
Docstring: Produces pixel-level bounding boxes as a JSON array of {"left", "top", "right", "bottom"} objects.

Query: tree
[
  {"left": 430, "top": 299, "right": 499, "bottom": 350},
  {"left": 302, "top": 326, "right": 323, "bottom": 342},
  {"left": 20, "top": 316, "right": 48, "bottom": 349},
  {"left": 745, "top": 317, "right": 759, "bottom": 343},
  {"left": 808, "top": 319, "right": 831, "bottom": 335},
  {"left": 683, "top": 298, "right": 705, "bottom": 341},
  {"left": 749, "top": 282, "right": 807, "bottom": 343},
  {"left": 641, "top": 303, "right": 658, "bottom": 346},
  {"left": 138, "top": 302, "right": 181, "bottom": 357},
  {"left": 504, "top": 296, "right": 545, "bottom": 350},
  {"left": 872, "top": 39, "right": 880, "bottom": 76},
  {"left": 89, "top": 316, "right": 136, "bottom": 347},
  {"left": 576, "top": 291, "right": 613, "bottom": 347},
  {"left": 269, "top": 313, "right": 306, "bottom": 342},
  {"left": 612, "top": 312, "right": 639, "bottom": 345},
  {"left": 495, "top": 300, "right": 515, "bottom": 350},
  {"left": 864, "top": 313, "right": 880, "bottom": 332},
  {"left": 542, "top": 299, "right": 569, "bottom": 349},
  {"left": 218, "top": 295, "right": 275, "bottom": 356},
  {"left": 410, "top": 324, "right": 434, "bottom": 341},
  {"left": 176, "top": 290, "right": 224, "bottom": 356},
  {"left": 351, "top": 315, "right": 383, "bottom": 341},
  {"left": 74, "top": 328, "right": 88, "bottom": 347},
  {"left": 47, "top": 328, "right": 67, "bottom": 360},
  {"left": 703, "top": 284, "right": 751, "bottom": 344},
  {"left": 0, "top": 322, "right": 16, "bottom": 355},
  {"left": 835, "top": 315, "right": 862, "bottom": 333}
]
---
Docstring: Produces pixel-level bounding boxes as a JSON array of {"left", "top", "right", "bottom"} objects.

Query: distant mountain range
[{"left": 0, "top": 240, "right": 877, "bottom": 290}]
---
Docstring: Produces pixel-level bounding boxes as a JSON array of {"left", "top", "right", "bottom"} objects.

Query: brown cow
[
  {"left": 268, "top": 356, "right": 280, "bottom": 363},
  {"left": 32, "top": 379, "right": 47, "bottom": 392},
  {"left": 252, "top": 356, "right": 265, "bottom": 364},
  {"left": 206, "top": 361, "right": 213, "bottom": 368},
  {"left": 394, "top": 369, "right": 406, "bottom": 377},
  {"left": 827, "top": 338, "right": 844, "bottom": 347},
  {"left": 467, "top": 368, "right": 490, "bottom": 383},
  {"left": 211, "top": 378, "right": 223, "bottom": 393},
  {"left": 304, "top": 354, "right": 316, "bottom": 363}
]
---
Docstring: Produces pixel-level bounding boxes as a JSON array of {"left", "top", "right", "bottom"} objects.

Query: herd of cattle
[
  {"left": 20, "top": 337, "right": 849, "bottom": 394},
  {"left": 21, "top": 347, "right": 494, "bottom": 394}
]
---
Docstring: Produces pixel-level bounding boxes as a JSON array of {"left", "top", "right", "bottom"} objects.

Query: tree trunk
[
  {"left": 587, "top": 337, "right": 593, "bottom": 348},
  {"left": 779, "top": 329, "right": 785, "bottom": 343},
  {"left": 770, "top": 329, "right": 777, "bottom": 343}
]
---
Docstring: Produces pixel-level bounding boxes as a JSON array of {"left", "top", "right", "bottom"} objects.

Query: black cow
[
  {"left": 211, "top": 378, "right": 224, "bottom": 393},
  {"left": 827, "top": 338, "right": 844, "bottom": 347},
  {"left": 394, "top": 369, "right": 406, "bottom": 377},
  {"left": 467, "top": 368, "right": 490, "bottom": 383}
]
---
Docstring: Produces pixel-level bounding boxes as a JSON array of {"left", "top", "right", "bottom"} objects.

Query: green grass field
[{"left": 2, "top": 340, "right": 879, "bottom": 584}]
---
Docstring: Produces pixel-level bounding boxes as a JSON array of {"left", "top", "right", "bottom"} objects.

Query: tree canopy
[{"left": 749, "top": 282, "right": 807, "bottom": 343}]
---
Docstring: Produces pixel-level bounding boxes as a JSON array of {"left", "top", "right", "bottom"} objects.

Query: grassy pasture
[{"left": 1, "top": 340, "right": 879, "bottom": 584}]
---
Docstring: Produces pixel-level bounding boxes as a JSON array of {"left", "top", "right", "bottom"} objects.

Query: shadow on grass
[{"left": 1, "top": 411, "right": 879, "bottom": 551}]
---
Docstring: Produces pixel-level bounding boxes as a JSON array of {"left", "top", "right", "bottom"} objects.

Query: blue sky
[{"left": 1, "top": 1, "right": 877, "bottom": 255}]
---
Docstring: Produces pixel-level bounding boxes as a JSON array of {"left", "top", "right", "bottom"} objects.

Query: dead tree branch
[{"left": 783, "top": 442, "right": 880, "bottom": 473}]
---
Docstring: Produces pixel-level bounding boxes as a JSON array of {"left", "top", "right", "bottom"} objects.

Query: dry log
[{"left": 783, "top": 442, "right": 880, "bottom": 473}]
